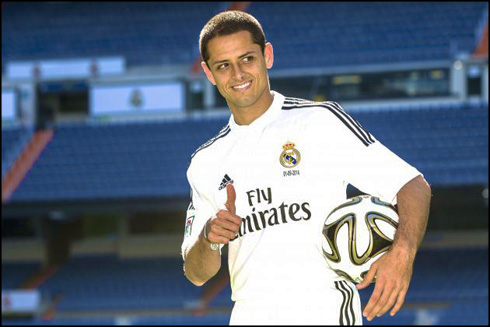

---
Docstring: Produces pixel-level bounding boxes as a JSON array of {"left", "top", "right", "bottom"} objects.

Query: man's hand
[
  {"left": 206, "top": 184, "right": 242, "bottom": 244},
  {"left": 356, "top": 247, "right": 414, "bottom": 321},
  {"left": 357, "top": 175, "right": 430, "bottom": 321}
]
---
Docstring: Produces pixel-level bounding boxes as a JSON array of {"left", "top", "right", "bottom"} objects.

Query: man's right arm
[{"left": 183, "top": 184, "right": 241, "bottom": 286}]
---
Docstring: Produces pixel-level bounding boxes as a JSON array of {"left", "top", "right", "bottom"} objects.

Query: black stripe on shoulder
[
  {"left": 282, "top": 99, "right": 375, "bottom": 147},
  {"left": 283, "top": 97, "right": 316, "bottom": 105},
  {"left": 190, "top": 124, "right": 231, "bottom": 160},
  {"left": 330, "top": 101, "right": 375, "bottom": 144}
]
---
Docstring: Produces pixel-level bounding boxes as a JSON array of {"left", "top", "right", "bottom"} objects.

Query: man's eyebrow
[{"left": 212, "top": 51, "right": 257, "bottom": 66}]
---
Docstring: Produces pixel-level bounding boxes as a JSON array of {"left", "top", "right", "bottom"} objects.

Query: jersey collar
[{"left": 228, "top": 90, "right": 285, "bottom": 132}]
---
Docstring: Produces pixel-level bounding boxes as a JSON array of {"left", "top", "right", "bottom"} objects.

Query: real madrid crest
[{"left": 280, "top": 141, "right": 301, "bottom": 168}]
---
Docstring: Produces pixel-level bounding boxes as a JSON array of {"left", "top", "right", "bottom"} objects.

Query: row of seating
[
  {"left": 2, "top": 314, "right": 231, "bottom": 326},
  {"left": 359, "top": 248, "right": 488, "bottom": 304},
  {"left": 2, "top": 2, "right": 221, "bottom": 68},
  {"left": 3, "top": 302, "right": 488, "bottom": 326},
  {"left": 364, "top": 300, "right": 489, "bottom": 325},
  {"left": 2, "top": 247, "right": 487, "bottom": 324},
  {"left": 4, "top": 102, "right": 487, "bottom": 202},
  {"left": 248, "top": 1, "right": 487, "bottom": 69},
  {"left": 37, "top": 256, "right": 201, "bottom": 311},
  {"left": 2, "top": 2, "right": 487, "bottom": 69}
]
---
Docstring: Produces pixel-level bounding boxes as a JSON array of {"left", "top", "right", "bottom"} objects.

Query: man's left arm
[{"left": 356, "top": 174, "right": 431, "bottom": 321}]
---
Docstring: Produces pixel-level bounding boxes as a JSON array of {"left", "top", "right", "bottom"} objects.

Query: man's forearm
[
  {"left": 392, "top": 174, "right": 431, "bottom": 258},
  {"left": 183, "top": 227, "right": 221, "bottom": 287}
]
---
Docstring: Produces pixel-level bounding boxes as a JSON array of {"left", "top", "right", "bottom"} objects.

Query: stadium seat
[{"left": 2, "top": 2, "right": 488, "bottom": 69}]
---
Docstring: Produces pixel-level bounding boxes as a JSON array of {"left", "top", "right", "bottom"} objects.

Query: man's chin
[
  {"left": 228, "top": 96, "right": 256, "bottom": 109},
  {"left": 236, "top": 101, "right": 258, "bottom": 111}
]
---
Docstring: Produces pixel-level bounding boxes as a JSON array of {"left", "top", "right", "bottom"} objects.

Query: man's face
[{"left": 202, "top": 30, "right": 273, "bottom": 112}]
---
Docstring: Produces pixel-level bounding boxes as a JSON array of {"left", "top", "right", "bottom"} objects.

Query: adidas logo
[{"left": 218, "top": 174, "right": 234, "bottom": 190}]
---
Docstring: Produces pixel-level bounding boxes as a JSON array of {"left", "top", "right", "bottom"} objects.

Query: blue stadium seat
[{"left": 2, "top": 2, "right": 488, "bottom": 69}]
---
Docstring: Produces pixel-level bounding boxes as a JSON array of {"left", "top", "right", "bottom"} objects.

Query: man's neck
[{"left": 229, "top": 91, "right": 274, "bottom": 126}]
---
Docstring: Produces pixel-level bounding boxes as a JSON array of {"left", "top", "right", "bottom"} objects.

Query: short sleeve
[
  {"left": 181, "top": 166, "right": 223, "bottom": 261},
  {"left": 339, "top": 140, "right": 422, "bottom": 204},
  {"left": 314, "top": 102, "right": 422, "bottom": 204}
]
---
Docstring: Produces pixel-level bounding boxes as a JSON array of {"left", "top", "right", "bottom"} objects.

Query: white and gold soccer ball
[{"left": 322, "top": 195, "right": 399, "bottom": 284}]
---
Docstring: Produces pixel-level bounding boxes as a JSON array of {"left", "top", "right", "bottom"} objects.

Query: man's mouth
[{"left": 232, "top": 81, "right": 252, "bottom": 91}]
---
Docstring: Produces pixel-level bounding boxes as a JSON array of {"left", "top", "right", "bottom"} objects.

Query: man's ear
[
  {"left": 264, "top": 42, "right": 274, "bottom": 69},
  {"left": 201, "top": 61, "right": 216, "bottom": 85}
]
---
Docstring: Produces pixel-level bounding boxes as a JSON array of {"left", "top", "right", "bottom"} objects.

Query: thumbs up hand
[{"left": 205, "top": 184, "right": 242, "bottom": 245}]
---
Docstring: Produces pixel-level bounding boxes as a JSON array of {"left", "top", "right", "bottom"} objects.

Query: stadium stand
[
  {"left": 2, "top": 316, "right": 115, "bottom": 326},
  {"left": 131, "top": 313, "right": 230, "bottom": 325},
  {"left": 358, "top": 247, "right": 489, "bottom": 304},
  {"left": 2, "top": 247, "right": 487, "bottom": 325},
  {"left": 7, "top": 116, "right": 228, "bottom": 202},
  {"left": 250, "top": 2, "right": 488, "bottom": 69},
  {"left": 6, "top": 102, "right": 488, "bottom": 203},
  {"left": 1, "top": 2, "right": 223, "bottom": 68},
  {"left": 37, "top": 255, "right": 202, "bottom": 312},
  {"left": 2, "top": 314, "right": 231, "bottom": 326},
  {"left": 363, "top": 300, "right": 489, "bottom": 325},
  {"left": 1, "top": 2, "right": 487, "bottom": 69},
  {"left": 2, "top": 2, "right": 487, "bottom": 326},
  {"left": 360, "top": 102, "right": 489, "bottom": 186}
]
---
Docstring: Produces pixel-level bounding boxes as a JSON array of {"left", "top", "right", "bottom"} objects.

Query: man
[{"left": 181, "top": 11, "right": 431, "bottom": 325}]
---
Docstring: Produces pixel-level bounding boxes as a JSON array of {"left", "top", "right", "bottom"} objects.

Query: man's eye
[
  {"left": 243, "top": 56, "right": 254, "bottom": 62},
  {"left": 218, "top": 63, "right": 228, "bottom": 70}
]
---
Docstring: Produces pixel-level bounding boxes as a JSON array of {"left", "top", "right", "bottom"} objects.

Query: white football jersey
[{"left": 181, "top": 91, "right": 421, "bottom": 323}]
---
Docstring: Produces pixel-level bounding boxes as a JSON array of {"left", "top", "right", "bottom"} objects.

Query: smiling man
[
  {"left": 181, "top": 11, "right": 431, "bottom": 326},
  {"left": 202, "top": 29, "right": 274, "bottom": 125}
]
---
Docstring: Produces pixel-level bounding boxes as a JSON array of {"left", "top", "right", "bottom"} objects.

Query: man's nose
[{"left": 231, "top": 64, "right": 244, "bottom": 81}]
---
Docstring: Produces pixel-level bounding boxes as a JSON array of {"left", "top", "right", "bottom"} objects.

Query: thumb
[
  {"left": 225, "top": 183, "right": 236, "bottom": 215},
  {"left": 356, "top": 265, "right": 377, "bottom": 290}
]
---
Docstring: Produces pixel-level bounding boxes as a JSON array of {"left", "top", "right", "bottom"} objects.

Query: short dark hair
[{"left": 199, "top": 11, "right": 266, "bottom": 67}]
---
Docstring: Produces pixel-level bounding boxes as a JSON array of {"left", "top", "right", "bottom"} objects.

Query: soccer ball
[{"left": 322, "top": 195, "right": 399, "bottom": 284}]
